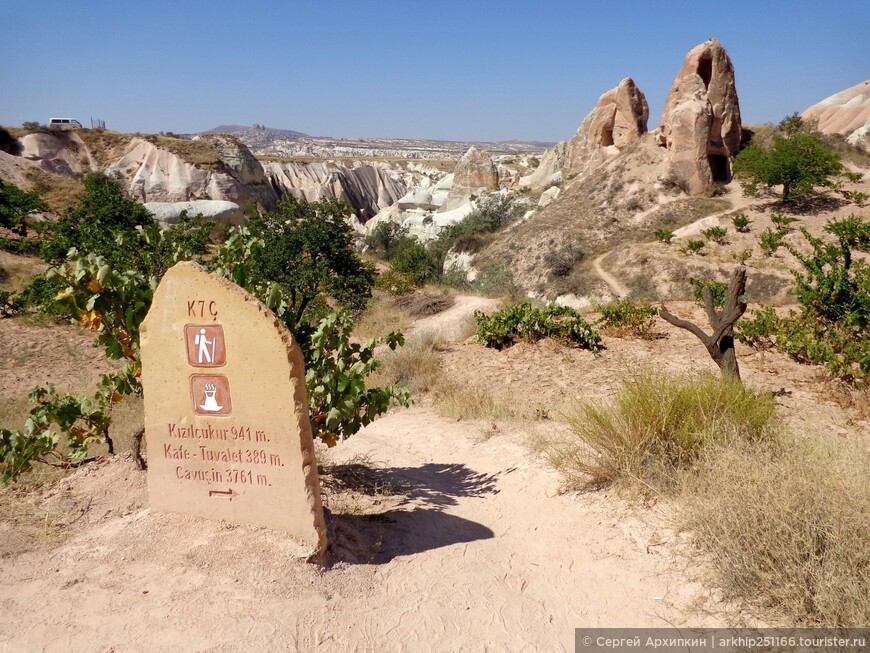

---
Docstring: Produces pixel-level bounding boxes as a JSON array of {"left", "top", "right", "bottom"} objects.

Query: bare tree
[{"left": 658, "top": 266, "right": 748, "bottom": 380}]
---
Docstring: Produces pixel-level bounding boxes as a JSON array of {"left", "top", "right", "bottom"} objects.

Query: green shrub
[
  {"left": 0, "top": 236, "right": 42, "bottom": 255},
  {"left": 701, "top": 226, "right": 728, "bottom": 244},
  {"left": 364, "top": 222, "right": 417, "bottom": 260},
  {"left": 842, "top": 190, "right": 869, "bottom": 205},
  {"left": 735, "top": 306, "right": 781, "bottom": 351},
  {"left": 390, "top": 241, "right": 439, "bottom": 284},
  {"left": 374, "top": 268, "right": 417, "bottom": 295},
  {"left": 738, "top": 215, "right": 870, "bottom": 383},
  {"left": 789, "top": 215, "right": 870, "bottom": 328},
  {"left": 0, "top": 179, "right": 47, "bottom": 236},
  {"left": 732, "top": 213, "right": 752, "bottom": 232},
  {"left": 680, "top": 239, "right": 705, "bottom": 255},
  {"left": 304, "top": 312, "right": 409, "bottom": 447},
  {"left": 474, "top": 303, "right": 601, "bottom": 351},
  {"left": 759, "top": 227, "right": 786, "bottom": 256},
  {"left": 9, "top": 274, "right": 66, "bottom": 316},
  {"left": 688, "top": 277, "right": 727, "bottom": 308},
  {"left": 446, "top": 194, "right": 521, "bottom": 237},
  {"left": 597, "top": 299, "right": 656, "bottom": 338},
  {"left": 654, "top": 229, "right": 674, "bottom": 243},
  {"left": 551, "top": 372, "right": 777, "bottom": 492},
  {"left": 770, "top": 213, "right": 799, "bottom": 230}
]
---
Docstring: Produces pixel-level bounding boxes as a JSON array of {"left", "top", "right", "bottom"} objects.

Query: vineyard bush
[
  {"left": 737, "top": 214, "right": 870, "bottom": 383},
  {"left": 596, "top": 299, "right": 657, "bottom": 339},
  {"left": 474, "top": 303, "right": 601, "bottom": 350}
]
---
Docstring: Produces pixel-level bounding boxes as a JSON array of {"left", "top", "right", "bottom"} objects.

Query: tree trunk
[
  {"left": 658, "top": 266, "right": 748, "bottom": 381},
  {"left": 132, "top": 427, "right": 146, "bottom": 470}
]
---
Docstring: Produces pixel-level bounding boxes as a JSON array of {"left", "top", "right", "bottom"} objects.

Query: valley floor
[{"left": 1, "top": 298, "right": 867, "bottom": 652}]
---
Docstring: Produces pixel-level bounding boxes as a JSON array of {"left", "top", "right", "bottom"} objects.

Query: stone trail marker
[{"left": 141, "top": 262, "right": 327, "bottom": 556}]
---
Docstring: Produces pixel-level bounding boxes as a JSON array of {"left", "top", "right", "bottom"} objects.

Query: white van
[{"left": 48, "top": 118, "right": 83, "bottom": 129}]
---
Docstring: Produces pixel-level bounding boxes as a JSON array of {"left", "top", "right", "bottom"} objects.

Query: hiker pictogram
[{"left": 185, "top": 325, "right": 226, "bottom": 367}]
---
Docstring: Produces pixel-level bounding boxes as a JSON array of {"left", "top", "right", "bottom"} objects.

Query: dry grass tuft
[
  {"left": 0, "top": 252, "right": 47, "bottom": 293},
  {"left": 367, "top": 330, "right": 444, "bottom": 395},
  {"left": 353, "top": 294, "right": 410, "bottom": 341},
  {"left": 24, "top": 168, "right": 85, "bottom": 214},
  {"left": 433, "top": 380, "right": 543, "bottom": 421},
  {"left": 75, "top": 129, "right": 134, "bottom": 167},
  {"left": 320, "top": 453, "right": 409, "bottom": 498},
  {"left": 682, "top": 437, "right": 870, "bottom": 626},
  {"left": 144, "top": 135, "right": 222, "bottom": 168},
  {"left": 549, "top": 372, "right": 778, "bottom": 493}
]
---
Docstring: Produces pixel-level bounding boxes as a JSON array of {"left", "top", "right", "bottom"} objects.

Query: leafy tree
[
  {"left": 390, "top": 241, "right": 439, "bottom": 283},
  {"left": 2, "top": 195, "right": 406, "bottom": 481},
  {"left": 0, "top": 179, "right": 47, "bottom": 236},
  {"left": 1, "top": 221, "right": 210, "bottom": 480},
  {"left": 733, "top": 132, "right": 843, "bottom": 201},
  {"left": 365, "top": 221, "right": 416, "bottom": 260},
  {"left": 213, "top": 196, "right": 375, "bottom": 333},
  {"left": 40, "top": 174, "right": 156, "bottom": 267}
]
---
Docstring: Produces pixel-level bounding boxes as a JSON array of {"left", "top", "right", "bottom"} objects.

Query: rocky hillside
[
  {"left": 447, "top": 39, "right": 869, "bottom": 308},
  {"left": 0, "top": 129, "right": 445, "bottom": 225},
  {"left": 802, "top": 79, "right": 870, "bottom": 150}
]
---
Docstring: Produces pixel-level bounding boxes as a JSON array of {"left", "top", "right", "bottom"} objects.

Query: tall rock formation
[
  {"left": 802, "top": 79, "right": 870, "bottom": 151},
  {"left": 262, "top": 161, "right": 408, "bottom": 222},
  {"left": 566, "top": 78, "right": 649, "bottom": 175},
  {"left": 518, "top": 142, "right": 567, "bottom": 191},
  {"left": 196, "top": 134, "right": 279, "bottom": 210},
  {"left": 658, "top": 38, "right": 741, "bottom": 195},
  {"left": 105, "top": 138, "right": 253, "bottom": 205},
  {"left": 442, "top": 146, "right": 499, "bottom": 211}
]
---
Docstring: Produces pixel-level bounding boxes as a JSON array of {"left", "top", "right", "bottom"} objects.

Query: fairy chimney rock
[
  {"left": 140, "top": 262, "right": 327, "bottom": 558},
  {"left": 453, "top": 146, "right": 499, "bottom": 192},
  {"left": 658, "top": 38, "right": 742, "bottom": 194},
  {"left": 442, "top": 146, "right": 499, "bottom": 211},
  {"left": 566, "top": 78, "right": 649, "bottom": 175}
]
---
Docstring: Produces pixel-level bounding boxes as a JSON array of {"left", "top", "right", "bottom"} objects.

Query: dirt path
[
  {"left": 0, "top": 406, "right": 728, "bottom": 653},
  {"left": 590, "top": 188, "right": 753, "bottom": 299},
  {"left": 411, "top": 294, "right": 501, "bottom": 339},
  {"left": 0, "top": 295, "right": 737, "bottom": 652},
  {"left": 592, "top": 252, "right": 629, "bottom": 298},
  {"left": 671, "top": 191, "right": 752, "bottom": 239}
]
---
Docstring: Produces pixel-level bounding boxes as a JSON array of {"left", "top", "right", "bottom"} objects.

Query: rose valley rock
[{"left": 658, "top": 38, "right": 742, "bottom": 195}]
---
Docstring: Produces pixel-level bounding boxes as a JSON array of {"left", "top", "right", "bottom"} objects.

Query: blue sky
[{"left": 2, "top": 0, "right": 868, "bottom": 142}]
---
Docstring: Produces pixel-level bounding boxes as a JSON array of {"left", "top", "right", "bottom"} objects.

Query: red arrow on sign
[{"left": 208, "top": 488, "right": 239, "bottom": 500}]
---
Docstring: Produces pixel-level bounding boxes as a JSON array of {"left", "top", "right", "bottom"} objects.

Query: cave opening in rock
[
  {"left": 698, "top": 56, "right": 713, "bottom": 89},
  {"left": 708, "top": 154, "right": 730, "bottom": 182},
  {"left": 600, "top": 125, "right": 614, "bottom": 147}
]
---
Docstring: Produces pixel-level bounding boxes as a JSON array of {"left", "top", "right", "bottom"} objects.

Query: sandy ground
[
  {"left": 0, "top": 407, "right": 734, "bottom": 653},
  {"left": 1, "top": 295, "right": 867, "bottom": 652}
]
